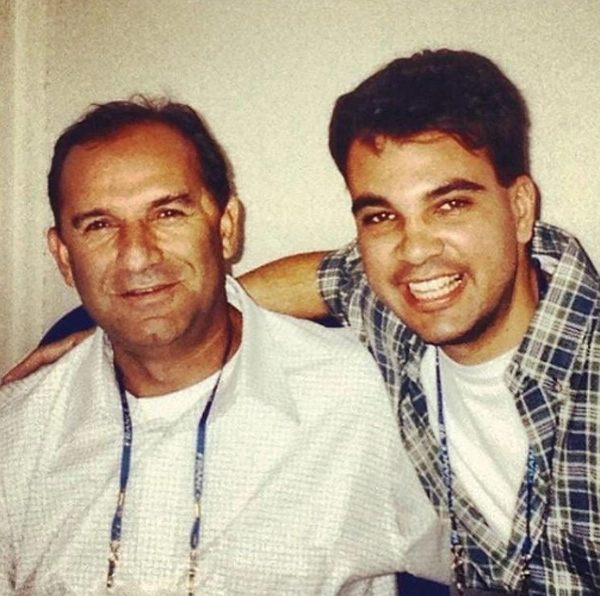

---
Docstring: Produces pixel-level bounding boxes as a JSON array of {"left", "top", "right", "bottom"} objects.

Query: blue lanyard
[
  {"left": 435, "top": 349, "right": 534, "bottom": 596},
  {"left": 106, "top": 353, "right": 228, "bottom": 594},
  {"left": 106, "top": 367, "right": 133, "bottom": 588}
]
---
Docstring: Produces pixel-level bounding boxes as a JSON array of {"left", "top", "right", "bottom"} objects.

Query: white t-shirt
[{"left": 421, "top": 345, "right": 529, "bottom": 544}]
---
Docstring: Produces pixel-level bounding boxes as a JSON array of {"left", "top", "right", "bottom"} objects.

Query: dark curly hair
[{"left": 329, "top": 49, "right": 530, "bottom": 187}]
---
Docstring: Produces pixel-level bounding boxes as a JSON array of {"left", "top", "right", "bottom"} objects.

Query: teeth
[
  {"left": 127, "top": 286, "right": 162, "bottom": 296},
  {"left": 408, "top": 274, "right": 462, "bottom": 300}
]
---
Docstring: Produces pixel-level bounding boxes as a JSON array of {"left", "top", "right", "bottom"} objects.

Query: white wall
[
  {"left": 2, "top": 0, "right": 599, "bottom": 373},
  {"left": 1, "top": 0, "right": 51, "bottom": 374}
]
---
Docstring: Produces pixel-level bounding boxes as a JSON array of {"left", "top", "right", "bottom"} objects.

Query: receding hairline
[{"left": 54, "top": 119, "right": 228, "bottom": 227}]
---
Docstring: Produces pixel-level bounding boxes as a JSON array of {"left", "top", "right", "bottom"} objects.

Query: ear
[
  {"left": 509, "top": 175, "right": 537, "bottom": 245},
  {"left": 219, "top": 196, "right": 242, "bottom": 261},
  {"left": 47, "top": 227, "right": 76, "bottom": 287}
]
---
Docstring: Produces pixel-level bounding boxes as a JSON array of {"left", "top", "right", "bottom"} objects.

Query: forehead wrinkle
[{"left": 149, "top": 192, "right": 193, "bottom": 209}]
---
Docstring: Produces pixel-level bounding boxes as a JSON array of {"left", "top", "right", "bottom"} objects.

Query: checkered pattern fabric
[{"left": 319, "top": 222, "right": 600, "bottom": 594}]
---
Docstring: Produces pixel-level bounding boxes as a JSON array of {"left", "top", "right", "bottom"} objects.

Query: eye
[
  {"left": 157, "top": 208, "right": 186, "bottom": 219},
  {"left": 83, "top": 219, "right": 112, "bottom": 233},
  {"left": 436, "top": 197, "right": 471, "bottom": 214},
  {"left": 360, "top": 211, "right": 398, "bottom": 226}
]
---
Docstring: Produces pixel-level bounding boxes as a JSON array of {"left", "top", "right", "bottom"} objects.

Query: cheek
[
  {"left": 483, "top": 215, "right": 520, "bottom": 258},
  {"left": 68, "top": 248, "right": 113, "bottom": 293},
  {"left": 463, "top": 226, "right": 520, "bottom": 294},
  {"left": 169, "top": 235, "right": 224, "bottom": 282},
  {"left": 160, "top": 223, "right": 217, "bottom": 259},
  {"left": 449, "top": 213, "right": 516, "bottom": 261},
  {"left": 358, "top": 225, "right": 398, "bottom": 258}
]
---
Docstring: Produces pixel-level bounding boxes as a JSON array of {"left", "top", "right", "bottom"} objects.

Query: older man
[{"left": 0, "top": 98, "right": 446, "bottom": 594}]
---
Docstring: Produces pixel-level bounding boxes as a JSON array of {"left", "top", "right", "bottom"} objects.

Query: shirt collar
[
  {"left": 509, "top": 222, "right": 599, "bottom": 388},
  {"left": 220, "top": 276, "right": 300, "bottom": 423},
  {"left": 62, "top": 330, "right": 122, "bottom": 439},
  {"left": 65, "top": 277, "right": 300, "bottom": 439}
]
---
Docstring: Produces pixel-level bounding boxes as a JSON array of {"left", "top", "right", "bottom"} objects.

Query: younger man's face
[{"left": 348, "top": 131, "right": 537, "bottom": 364}]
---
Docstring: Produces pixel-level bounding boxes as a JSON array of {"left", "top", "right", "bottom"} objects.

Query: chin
[
  {"left": 111, "top": 323, "right": 183, "bottom": 351},
  {"left": 402, "top": 316, "right": 476, "bottom": 347}
]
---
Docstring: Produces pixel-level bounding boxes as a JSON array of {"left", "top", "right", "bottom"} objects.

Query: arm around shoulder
[{"left": 238, "top": 252, "right": 329, "bottom": 319}]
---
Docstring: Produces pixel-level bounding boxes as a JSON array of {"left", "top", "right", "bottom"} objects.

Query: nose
[
  {"left": 117, "top": 222, "right": 162, "bottom": 272},
  {"left": 397, "top": 217, "right": 443, "bottom": 265}
]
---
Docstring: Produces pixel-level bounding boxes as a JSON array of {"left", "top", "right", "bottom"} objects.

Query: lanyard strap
[
  {"left": 106, "top": 330, "right": 231, "bottom": 594},
  {"left": 186, "top": 366, "right": 223, "bottom": 595},
  {"left": 435, "top": 349, "right": 535, "bottom": 596},
  {"left": 106, "top": 366, "right": 133, "bottom": 587}
]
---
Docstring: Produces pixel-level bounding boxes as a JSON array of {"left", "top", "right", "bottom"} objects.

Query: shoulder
[
  {"left": 265, "top": 308, "right": 367, "bottom": 361},
  {"left": 533, "top": 222, "right": 600, "bottom": 326},
  {"left": 230, "top": 275, "right": 385, "bottom": 388},
  {"left": 317, "top": 242, "right": 386, "bottom": 336},
  {"left": 533, "top": 222, "right": 600, "bottom": 291},
  {"left": 319, "top": 240, "right": 362, "bottom": 276},
  {"left": 260, "top": 307, "right": 393, "bottom": 410}
]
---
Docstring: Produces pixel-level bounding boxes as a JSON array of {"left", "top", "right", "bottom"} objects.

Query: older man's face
[{"left": 48, "top": 121, "right": 239, "bottom": 356}]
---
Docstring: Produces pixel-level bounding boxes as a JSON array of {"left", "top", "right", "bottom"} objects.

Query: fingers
[{"left": 1, "top": 328, "right": 94, "bottom": 385}]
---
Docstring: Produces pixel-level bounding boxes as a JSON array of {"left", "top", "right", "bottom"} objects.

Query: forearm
[{"left": 238, "top": 251, "right": 329, "bottom": 319}]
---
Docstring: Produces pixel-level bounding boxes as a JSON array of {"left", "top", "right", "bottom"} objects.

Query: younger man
[{"left": 243, "top": 49, "right": 600, "bottom": 594}]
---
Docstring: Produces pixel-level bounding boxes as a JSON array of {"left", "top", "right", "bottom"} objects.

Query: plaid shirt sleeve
[{"left": 317, "top": 240, "right": 369, "bottom": 330}]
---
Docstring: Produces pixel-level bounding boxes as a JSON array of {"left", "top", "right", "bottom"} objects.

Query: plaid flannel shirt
[{"left": 318, "top": 222, "right": 600, "bottom": 595}]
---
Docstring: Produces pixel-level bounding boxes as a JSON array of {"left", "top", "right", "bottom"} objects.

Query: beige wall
[{"left": 2, "top": 0, "right": 599, "bottom": 373}]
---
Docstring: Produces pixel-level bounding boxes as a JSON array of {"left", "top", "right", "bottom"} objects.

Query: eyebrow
[
  {"left": 70, "top": 193, "right": 192, "bottom": 229},
  {"left": 351, "top": 195, "right": 389, "bottom": 216},
  {"left": 424, "top": 178, "right": 486, "bottom": 199},
  {"left": 351, "top": 178, "right": 486, "bottom": 216}
]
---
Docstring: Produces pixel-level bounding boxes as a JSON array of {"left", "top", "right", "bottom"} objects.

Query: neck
[{"left": 114, "top": 306, "right": 242, "bottom": 397}]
